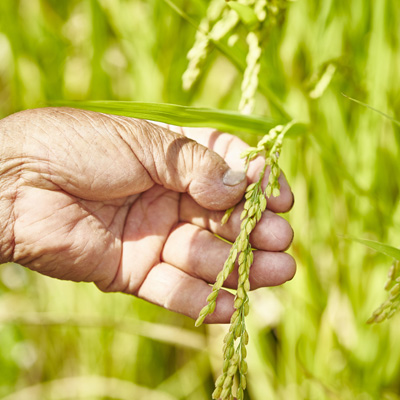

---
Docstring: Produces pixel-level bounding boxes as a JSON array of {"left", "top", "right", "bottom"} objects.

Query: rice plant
[{"left": 1, "top": 1, "right": 400, "bottom": 400}]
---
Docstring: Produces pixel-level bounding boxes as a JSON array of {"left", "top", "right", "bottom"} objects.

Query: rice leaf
[
  {"left": 342, "top": 93, "right": 400, "bottom": 127},
  {"left": 54, "top": 100, "right": 305, "bottom": 137},
  {"left": 346, "top": 237, "right": 400, "bottom": 261}
]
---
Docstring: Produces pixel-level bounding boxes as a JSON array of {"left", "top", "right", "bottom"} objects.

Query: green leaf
[
  {"left": 346, "top": 237, "right": 400, "bottom": 261},
  {"left": 342, "top": 93, "right": 400, "bottom": 127},
  {"left": 285, "top": 122, "right": 308, "bottom": 138},
  {"left": 161, "top": 0, "right": 291, "bottom": 119},
  {"left": 53, "top": 100, "right": 298, "bottom": 137},
  {"left": 227, "top": 2, "right": 258, "bottom": 28}
]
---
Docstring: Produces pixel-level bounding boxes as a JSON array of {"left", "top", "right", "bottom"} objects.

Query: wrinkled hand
[{"left": 0, "top": 108, "right": 295, "bottom": 322}]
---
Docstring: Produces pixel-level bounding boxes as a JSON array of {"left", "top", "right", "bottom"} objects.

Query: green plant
[
  {"left": 347, "top": 237, "right": 400, "bottom": 323},
  {"left": 368, "top": 260, "right": 400, "bottom": 323},
  {"left": 343, "top": 96, "right": 400, "bottom": 324},
  {"left": 182, "top": 0, "right": 289, "bottom": 116},
  {"left": 2, "top": 1, "right": 400, "bottom": 399},
  {"left": 180, "top": 2, "right": 294, "bottom": 398},
  {"left": 195, "top": 121, "right": 294, "bottom": 400},
  {"left": 65, "top": 2, "right": 295, "bottom": 399}
]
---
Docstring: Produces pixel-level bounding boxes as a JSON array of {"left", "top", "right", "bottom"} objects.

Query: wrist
[
  {"left": 0, "top": 124, "right": 16, "bottom": 264},
  {"left": 0, "top": 199, "right": 14, "bottom": 264}
]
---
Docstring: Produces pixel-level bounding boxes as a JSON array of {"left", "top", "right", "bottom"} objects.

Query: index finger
[{"left": 180, "top": 127, "right": 294, "bottom": 213}]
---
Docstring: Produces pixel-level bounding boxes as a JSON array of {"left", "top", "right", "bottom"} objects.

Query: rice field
[{"left": 0, "top": 1, "right": 400, "bottom": 399}]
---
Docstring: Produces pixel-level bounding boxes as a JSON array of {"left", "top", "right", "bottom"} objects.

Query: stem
[{"left": 162, "top": 0, "right": 291, "bottom": 120}]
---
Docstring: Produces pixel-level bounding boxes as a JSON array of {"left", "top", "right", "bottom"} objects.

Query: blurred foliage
[{"left": 1, "top": 0, "right": 400, "bottom": 399}]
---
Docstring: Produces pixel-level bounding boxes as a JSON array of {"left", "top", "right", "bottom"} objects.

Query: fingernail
[{"left": 223, "top": 169, "right": 246, "bottom": 186}]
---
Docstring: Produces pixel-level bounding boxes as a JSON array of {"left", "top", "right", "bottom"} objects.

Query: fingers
[
  {"left": 248, "top": 157, "right": 294, "bottom": 213},
  {"left": 180, "top": 194, "right": 294, "bottom": 251},
  {"left": 108, "top": 116, "right": 248, "bottom": 210},
  {"left": 161, "top": 223, "right": 296, "bottom": 290},
  {"left": 135, "top": 262, "right": 235, "bottom": 323},
  {"left": 2, "top": 108, "right": 247, "bottom": 209},
  {"left": 181, "top": 128, "right": 294, "bottom": 213}
]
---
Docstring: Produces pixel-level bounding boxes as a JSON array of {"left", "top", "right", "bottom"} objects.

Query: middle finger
[
  {"left": 161, "top": 222, "right": 296, "bottom": 290},
  {"left": 180, "top": 194, "right": 294, "bottom": 252}
]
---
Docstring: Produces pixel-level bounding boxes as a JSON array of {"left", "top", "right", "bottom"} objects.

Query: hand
[{"left": 0, "top": 108, "right": 295, "bottom": 323}]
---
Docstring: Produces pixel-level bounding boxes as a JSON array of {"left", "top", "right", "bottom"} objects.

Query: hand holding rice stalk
[
  {"left": 60, "top": 2, "right": 296, "bottom": 399},
  {"left": 195, "top": 122, "right": 294, "bottom": 400},
  {"left": 182, "top": 1, "right": 293, "bottom": 398},
  {"left": 53, "top": 105, "right": 298, "bottom": 399}
]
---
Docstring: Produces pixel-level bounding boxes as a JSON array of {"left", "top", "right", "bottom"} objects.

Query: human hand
[{"left": 0, "top": 108, "right": 295, "bottom": 323}]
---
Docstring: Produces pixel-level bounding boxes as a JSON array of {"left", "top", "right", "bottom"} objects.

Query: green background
[{"left": 0, "top": 0, "right": 400, "bottom": 399}]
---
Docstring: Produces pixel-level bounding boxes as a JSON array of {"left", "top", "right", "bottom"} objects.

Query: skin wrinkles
[
  {"left": 104, "top": 117, "right": 158, "bottom": 195},
  {"left": 0, "top": 123, "right": 21, "bottom": 263},
  {"left": 0, "top": 191, "right": 16, "bottom": 263},
  {"left": 90, "top": 197, "right": 132, "bottom": 293},
  {"left": 162, "top": 265, "right": 190, "bottom": 311},
  {"left": 127, "top": 122, "right": 190, "bottom": 190},
  {"left": 0, "top": 107, "right": 295, "bottom": 323},
  {"left": 13, "top": 199, "right": 85, "bottom": 263},
  {"left": 115, "top": 115, "right": 209, "bottom": 197},
  {"left": 162, "top": 137, "right": 192, "bottom": 190},
  {"left": 37, "top": 109, "right": 154, "bottom": 199},
  {"left": 105, "top": 187, "right": 179, "bottom": 295}
]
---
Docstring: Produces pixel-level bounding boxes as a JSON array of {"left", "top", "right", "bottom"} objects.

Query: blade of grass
[
  {"left": 54, "top": 100, "right": 305, "bottom": 136},
  {"left": 1, "top": 376, "right": 176, "bottom": 400},
  {"left": 345, "top": 236, "right": 400, "bottom": 261},
  {"left": 0, "top": 310, "right": 206, "bottom": 351},
  {"left": 342, "top": 93, "right": 400, "bottom": 128}
]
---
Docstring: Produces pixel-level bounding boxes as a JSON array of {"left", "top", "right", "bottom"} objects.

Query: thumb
[
  {"left": 132, "top": 121, "right": 247, "bottom": 210},
  {"left": 0, "top": 108, "right": 246, "bottom": 209}
]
